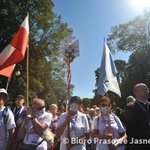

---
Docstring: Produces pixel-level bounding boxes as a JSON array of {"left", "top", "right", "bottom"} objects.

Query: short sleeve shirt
[
  {"left": 56, "top": 111, "right": 90, "bottom": 150},
  {"left": 23, "top": 112, "right": 52, "bottom": 150},
  {"left": 49, "top": 115, "right": 59, "bottom": 134},
  {"left": 0, "top": 106, "right": 16, "bottom": 150},
  {"left": 93, "top": 114, "right": 125, "bottom": 150}
]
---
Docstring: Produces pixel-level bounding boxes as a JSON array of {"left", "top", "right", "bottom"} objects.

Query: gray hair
[
  {"left": 133, "top": 83, "right": 147, "bottom": 92},
  {"left": 126, "top": 95, "right": 135, "bottom": 103}
]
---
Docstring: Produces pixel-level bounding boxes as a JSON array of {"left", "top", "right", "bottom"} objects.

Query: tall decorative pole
[
  {"left": 147, "top": 20, "right": 150, "bottom": 47},
  {"left": 60, "top": 34, "right": 79, "bottom": 149},
  {"left": 26, "top": 12, "right": 29, "bottom": 141},
  {"left": 26, "top": 12, "right": 29, "bottom": 109},
  {"left": 147, "top": 20, "right": 150, "bottom": 85}
]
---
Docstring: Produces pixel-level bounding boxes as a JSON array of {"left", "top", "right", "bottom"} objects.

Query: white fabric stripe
[
  {"left": 0, "top": 44, "right": 16, "bottom": 65},
  {"left": 21, "top": 15, "right": 29, "bottom": 34}
]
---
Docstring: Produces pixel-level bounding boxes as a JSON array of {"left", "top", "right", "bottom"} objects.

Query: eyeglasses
[{"left": 137, "top": 88, "right": 150, "bottom": 92}]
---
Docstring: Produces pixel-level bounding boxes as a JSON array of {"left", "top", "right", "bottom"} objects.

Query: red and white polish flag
[
  {"left": 0, "top": 65, "right": 15, "bottom": 77},
  {"left": 0, "top": 15, "right": 29, "bottom": 71}
]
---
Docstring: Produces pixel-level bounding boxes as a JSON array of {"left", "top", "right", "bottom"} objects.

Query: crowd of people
[{"left": 0, "top": 82, "right": 149, "bottom": 150}]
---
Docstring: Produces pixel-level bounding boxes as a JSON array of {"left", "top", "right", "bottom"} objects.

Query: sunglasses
[{"left": 32, "top": 106, "right": 45, "bottom": 111}]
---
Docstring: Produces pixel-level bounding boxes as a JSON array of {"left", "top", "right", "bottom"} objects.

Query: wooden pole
[
  {"left": 6, "top": 77, "right": 11, "bottom": 91},
  {"left": 26, "top": 46, "right": 29, "bottom": 108},
  {"left": 106, "top": 92, "right": 108, "bottom": 97},
  {"left": 26, "top": 12, "right": 29, "bottom": 108},
  {"left": 26, "top": 12, "right": 29, "bottom": 141},
  {"left": 26, "top": 46, "right": 29, "bottom": 141}
]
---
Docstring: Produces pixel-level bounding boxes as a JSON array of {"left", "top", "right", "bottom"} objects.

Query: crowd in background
[{"left": 0, "top": 82, "right": 149, "bottom": 150}]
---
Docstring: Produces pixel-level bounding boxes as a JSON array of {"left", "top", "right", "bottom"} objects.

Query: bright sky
[{"left": 53, "top": 0, "right": 149, "bottom": 99}]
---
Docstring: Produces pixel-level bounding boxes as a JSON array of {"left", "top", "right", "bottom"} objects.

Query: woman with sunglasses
[
  {"left": 92, "top": 96, "right": 127, "bottom": 150},
  {"left": 18, "top": 98, "right": 52, "bottom": 150}
]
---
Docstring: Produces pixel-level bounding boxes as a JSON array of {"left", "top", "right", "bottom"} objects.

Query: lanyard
[
  {"left": 71, "top": 114, "right": 78, "bottom": 128},
  {"left": 14, "top": 107, "right": 21, "bottom": 117},
  {"left": 136, "top": 101, "right": 149, "bottom": 116},
  {"left": 101, "top": 115, "right": 111, "bottom": 132},
  {"left": 136, "top": 101, "right": 150, "bottom": 125},
  {"left": 70, "top": 114, "right": 78, "bottom": 137}
]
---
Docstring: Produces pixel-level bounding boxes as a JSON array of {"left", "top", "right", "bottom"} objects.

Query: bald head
[{"left": 133, "top": 83, "right": 149, "bottom": 102}]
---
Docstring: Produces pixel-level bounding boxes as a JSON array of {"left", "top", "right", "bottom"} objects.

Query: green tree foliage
[
  {"left": 0, "top": 0, "right": 73, "bottom": 105},
  {"left": 122, "top": 48, "right": 150, "bottom": 96},
  {"left": 96, "top": 8, "right": 150, "bottom": 107},
  {"left": 82, "top": 98, "right": 92, "bottom": 108}
]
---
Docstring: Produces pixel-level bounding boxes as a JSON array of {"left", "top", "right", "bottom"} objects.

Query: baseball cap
[{"left": 16, "top": 95, "right": 25, "bottom": 99}]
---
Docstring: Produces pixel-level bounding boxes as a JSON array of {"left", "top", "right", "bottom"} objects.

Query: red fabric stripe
[
  {"left": 1, "top": 49, "right": 22, "bottom": 70},
  {"left": 11, "top": 27, "right": 28, "bottom": 57},
  {"left": 0, "top": 27, "right": 28, "bottom": 70},
  {"left": 0, "top": 65, "right": 15, "bottom": 77}
]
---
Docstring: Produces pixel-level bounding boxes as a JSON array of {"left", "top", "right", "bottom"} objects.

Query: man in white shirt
[{"left": 0, "top": 88, "right": 16, "bottom": 150}]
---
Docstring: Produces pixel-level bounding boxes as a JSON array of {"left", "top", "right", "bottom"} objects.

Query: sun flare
[{"left": 131, "top": 0, "right": 150, "bottom": 11}]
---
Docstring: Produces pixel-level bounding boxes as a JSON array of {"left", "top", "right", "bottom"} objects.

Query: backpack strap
[
  {"left": 111, "top": 113, "right": 118, "bottom": 124},
  {"left": 97, "top": 116, "right": 99, "bottom": 126},
  {"left": 2, "top": 107, "right": 9, "bottom": 141},
  {"left": 96, "top": 116, "right": 99, "bottom": 134},
  {"left": 3, "top": 107, "right": 9, "bottom": 123},
  {"left": 111, "top": 113, "right": 125, "bottom": 138}
]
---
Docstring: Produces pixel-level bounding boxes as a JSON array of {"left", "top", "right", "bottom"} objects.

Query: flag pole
[
  {"left": 106, "top": 92, "right": 108, "bottom": 97},
  {"left": 26, "top": 12, "right": 29, "bottom": 108},
  {"left": 26, "top": 46, "right": 29, "bottom": 108},
  {"left": 25, "top": 46, "right": 29, "bottom": 141},
  {"left": 104, "top": 37, "right": 105, "bottom": 43},
  {"left": 6, "top": 77, "right": 11, "bottom": 91},
  {"left": 26, "top": 12, "right": 29, "bottom": 141}
]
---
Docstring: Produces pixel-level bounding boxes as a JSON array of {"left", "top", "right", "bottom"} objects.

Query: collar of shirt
[
  {"left": 0, "top": 106, "right": 5, "bottom": 112},
  {"left": 136, "top": 99, "right": 148, "bottom": 105}
]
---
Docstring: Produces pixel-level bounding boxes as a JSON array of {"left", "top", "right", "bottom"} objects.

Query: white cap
[
  {"left": 95, "top": 107, "right": 100, "bottom": 110},
  {"left": 89, "top": 108, "right": 95, "bottom": 112},
  {"left": 126, "top": 95, "right": 135, "bottom": 103},
  {"left": 0, "top": 88, "right": 9, "bottom": 98}
]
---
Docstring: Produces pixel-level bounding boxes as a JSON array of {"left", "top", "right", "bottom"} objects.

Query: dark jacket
[{"left": 124, "top": 100, "right": 150, "bottom": 150}]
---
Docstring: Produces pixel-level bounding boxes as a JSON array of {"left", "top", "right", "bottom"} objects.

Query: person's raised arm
[{"left": 55, "top": 115, "right": 71, "bottom": 138}]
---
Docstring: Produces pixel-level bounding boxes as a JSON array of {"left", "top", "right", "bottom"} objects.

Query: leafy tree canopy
[
  {"left": 0, "top": 0, "right": 74, "bottom": 106},
  {"left": 94, "top": 8, "right": 150, "bottom": 108}
]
